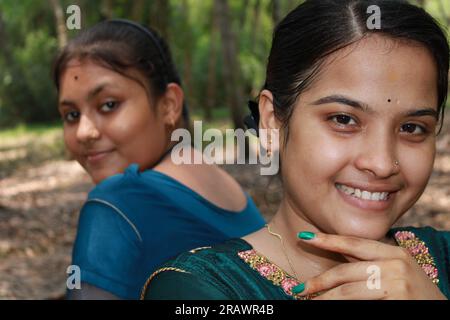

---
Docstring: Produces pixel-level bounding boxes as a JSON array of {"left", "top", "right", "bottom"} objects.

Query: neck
[{"left": 269, "top": 198, "right": 347, "bottom": 276}]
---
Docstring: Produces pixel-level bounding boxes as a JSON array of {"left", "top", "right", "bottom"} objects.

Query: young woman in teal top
[
  {"left": 144, "top": 0, "right": 450, "bottom": 300},
  {"left": 53, "top": 20, "right": 265, "bottom": 299}
]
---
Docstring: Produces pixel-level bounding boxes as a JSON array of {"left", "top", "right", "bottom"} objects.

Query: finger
[
  {"left": 297, "top": 231, "right": 406, "bottom": 261},
  {"left": 312, "top": 281, "right": 385, "bottom": 300},
  {"left": 295, "top": 261, "right": 384, "bottom": 296}
]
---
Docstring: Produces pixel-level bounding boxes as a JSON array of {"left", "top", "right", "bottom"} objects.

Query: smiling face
[
  {"left": 58, "top": 59, "right": 170, "bottom": 184},
  {"left": 271, "top": 36, "right": 439, "bottom": 240}
]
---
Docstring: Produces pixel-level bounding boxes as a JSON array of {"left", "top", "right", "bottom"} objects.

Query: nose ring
[
  {"left": 87, "top": 130, "right": 100, "bottom": 140},
  {"left": 394, "top": 160, "right": 400, "bottom": 166}
]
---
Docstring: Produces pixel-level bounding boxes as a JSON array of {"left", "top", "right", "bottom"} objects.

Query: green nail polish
[
  {"left": 292, "top": 283, "right": 305, "bottom": 295},
  {"left": 297, "top": 231, "right": 316, "bottom": 240}
]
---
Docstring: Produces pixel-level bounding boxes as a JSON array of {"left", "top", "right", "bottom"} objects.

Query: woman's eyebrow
[
  {"left": 311, "top": 95, "right": 438, "bottom": 120},
  {"left": 59, "top": 82, "right": 117, "bottom": 108},
  {"left": 87, "top": 83, "right": 111, "bottom": 101},
  {"left": 311, "top": 94, "right": 373, "bottom": 113},
  {"left": 58, "top": 99, "right": 75, "bottom": 109},
  {"left": 402, "top": 108, "right": 438, "bottom": 120}
]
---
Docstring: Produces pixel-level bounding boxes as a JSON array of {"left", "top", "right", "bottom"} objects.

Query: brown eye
[
  {"left": 400, "top": 123, "right": 426, "bottom": 135},
  {"left": 64, "top": 111, "right": 80, "bottom": 123},
  {"left": 100, "top": 101, "right": 119, "bottom": 113},
  {"left": 330, "top": 114, "right": 357, "bottom": 126}
]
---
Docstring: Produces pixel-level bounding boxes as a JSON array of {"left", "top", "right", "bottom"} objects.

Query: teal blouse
[
  {"left": 70, "top": 164, "right": 265, "bottom": 299},
  {"left": 143, "top": 226, "right": 450, "bottom": 300}
]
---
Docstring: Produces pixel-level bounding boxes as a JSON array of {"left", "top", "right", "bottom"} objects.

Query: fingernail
[
  {"left": 292, "top": 283, "right": 305, "bottom": 295},
  {"left": 297, "top": 231, "right": 316, "bottom": 240}
]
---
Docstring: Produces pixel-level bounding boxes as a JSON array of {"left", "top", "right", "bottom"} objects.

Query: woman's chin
[{"left": 333, "top": 222, "right": 393, "bottom": 241}]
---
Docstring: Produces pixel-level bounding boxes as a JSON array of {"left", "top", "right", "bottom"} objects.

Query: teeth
[
  {"left": 336, "top": 184, "right": 389, "bottom": 201},
  {"left": 362, "top": 191, "right": 371, "bottom": 200},
  {"left": 371, "top": 192, "right": 381, "bottom": 201}
]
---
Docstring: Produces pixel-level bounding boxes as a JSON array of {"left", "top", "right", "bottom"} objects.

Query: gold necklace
[{"left": 265, "top": 222, "right": 299, "bottom": 280}]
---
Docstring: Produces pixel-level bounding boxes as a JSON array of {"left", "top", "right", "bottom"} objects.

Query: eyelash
[
  {"left": 61, "top": 101, "right": 120, "bottom": 124},
  {"left": 327, "top": 114, "right": 429, "bottom": 136},
  {"left": 62, "top": 111, "right": 80, "bottom": 124},
  {"left": 100, "top": 100, "right": 119, "bottom": 113},
  {"left": 327, "top": 114, "right": 358, "bottom": 128}
]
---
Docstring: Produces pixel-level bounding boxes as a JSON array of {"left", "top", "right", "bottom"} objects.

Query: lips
[
  {"left": 335, "top": 182, "right": 401, "bottom": 211},
  {"left": 85, "top": 149, "right": 114, "bottom": 164}
]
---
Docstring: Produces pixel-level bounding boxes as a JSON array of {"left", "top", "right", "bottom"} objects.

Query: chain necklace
[{"left": 265, "top": 222, "right": 299, "bottom": 281}]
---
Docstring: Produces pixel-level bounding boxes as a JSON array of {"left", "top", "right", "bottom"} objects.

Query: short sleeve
[
  {"left": 71, "top": 199, "right": 144, "bottom": 299},
  {"left": 143, "top": 270, "right": 230, "bottom": 300}
]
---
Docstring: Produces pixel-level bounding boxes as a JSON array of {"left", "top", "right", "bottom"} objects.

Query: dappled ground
[{"left": 0, "top": 121, "right": 449, "bottom": 299}]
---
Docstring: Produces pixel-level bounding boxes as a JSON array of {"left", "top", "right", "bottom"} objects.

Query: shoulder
[
  {"left": 390, "top": 225, "right": 450, "bottom": 298},
  {"left": 83, "top": 164, "right": 187, "bottom": 226},
  {"left": 88, "top": 164, "right": 168, "bottom": 200},
  {"left": 141, "top": 239, "right": 248, "bottom": 299},
  {"left": 160, "top": 239, "right": 249, "bottom": 271},
  {"left": 390, "top": 225, "right": 450, "bottom": 246}
]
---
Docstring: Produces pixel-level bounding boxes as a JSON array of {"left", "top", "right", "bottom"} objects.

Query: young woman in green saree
[{"left": 142, "top": 0, "right": 450, "bottom": 300}]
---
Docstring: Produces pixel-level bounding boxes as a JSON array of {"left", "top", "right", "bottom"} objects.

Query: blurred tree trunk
[
  {"left": 215, "top": 0, "right": 245, "bottom": 129},
  {"left": 101, "top": 0, "right": 114, "bottom": 19},
  {"left": 239, "top": 0, "right": 250, "bottom": 29},
  {"left": 271, "top": 0, "right": 281, "bottom": 26},
  {"left": 0, "top": 11, "right": 12, "bottom": 65},
  {"left": 436, "top": 0, "right": 450, "bottom": 93},
  {"left": 150, "top": 0, "right": 170, "bottom": 40},
  {"left": 49, "top": 0, "right": 67, "bottom": 49},
  {"left": 205, "top": 1, "right": 219, "bottom": 121},
  {"left": 131, "top": 0, "right": 145, "bottom": 23},
  {"left": 181, "top": 0, "right": 195, "bottom": 112},
  {"left": 250, "top": 0, "right": 261, "bottom": 52}
]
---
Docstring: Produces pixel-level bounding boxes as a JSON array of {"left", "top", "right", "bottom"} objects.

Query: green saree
[{"left": 142, "top": 226, "right": 450, "bottom": 300}]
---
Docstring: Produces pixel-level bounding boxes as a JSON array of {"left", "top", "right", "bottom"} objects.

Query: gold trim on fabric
[{"left": 140, "top": 267, "right": 190, "bottom": 300}]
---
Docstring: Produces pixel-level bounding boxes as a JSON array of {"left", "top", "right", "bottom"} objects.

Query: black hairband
[
  {"left": 107, "top": 19, "right": 188, "bottom": 119},
  {"left": 108, "top": 19, "right": 170, "bottom": 81}
]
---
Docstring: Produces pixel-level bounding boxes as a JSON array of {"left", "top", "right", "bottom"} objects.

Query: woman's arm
[
  {"left": 70, "top": 199, "right": 144, "bottom": 299},
  {"left": 67, "top": 282, "right": 121, "bottom": 300}
]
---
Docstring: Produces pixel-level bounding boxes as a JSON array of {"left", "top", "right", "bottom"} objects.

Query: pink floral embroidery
[
  {"left": 238, "top": 250, "right": 255, "bottom": 261},
  {"left": 407, "top": 242, "right": 428, "bottom": 255},
  {"left": 395, "top": 231, "right": 416, "bottom": 241},
  {"left": 237, "top": 249, "right": 316, "bottom": 300},
  {"left": 422, "top": 264, "right": 439, "bottom": 280},
  {"left": 394, "top": 231, "right": 439, "bottom": 285},
  {"left": 281, "top": 278, "right": 300, "bottom": 295},
  {"left": 256, "top": 263, "right": 278, "bottom": 277}
]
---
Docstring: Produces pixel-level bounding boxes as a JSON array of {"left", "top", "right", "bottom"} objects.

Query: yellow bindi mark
[{"left": 387, "top": 71, "right": 398, "bottom": 82}]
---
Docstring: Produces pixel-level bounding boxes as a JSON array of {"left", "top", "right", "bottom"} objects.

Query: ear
[
  {"left": 158, "top": 83, "right": 184, "bottom": 127},
  {"left": 258, "top": 89, "right": 281, "bottom": 130},
  {"left": 258, "top": 89, "right": 281, "bottom": 152}
]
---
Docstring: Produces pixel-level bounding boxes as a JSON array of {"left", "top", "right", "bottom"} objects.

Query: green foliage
[
  {"left": 0, "top": 0, "right": 448, "bottom": 128},
  {"left": 1, "top": 30, "right": 58, "bottom": 126},
  {"left": 0, "top": 123, "right": 65, "bottom": 177}
]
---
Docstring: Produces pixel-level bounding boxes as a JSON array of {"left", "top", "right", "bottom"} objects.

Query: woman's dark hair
[
  {"left": 249, "top": 0, "right": 449, "bottom": 137},
  {"left": 53, "top": 19, "right": 189, "bottom": 127}
]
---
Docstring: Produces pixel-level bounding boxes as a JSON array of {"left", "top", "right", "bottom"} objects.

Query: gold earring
[
  {"left": 168, "top": 119, "right": 176, "bottom": 131},
  {"left": 267, "top": 135, "right": 272, "bottom": 157}
]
